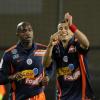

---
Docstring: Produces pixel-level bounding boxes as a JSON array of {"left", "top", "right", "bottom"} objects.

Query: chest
[
  {"left": 10, "top": 49, "right": 43, "bottom": 72},
  {"left": 54, "top": 45, "right": 79, "bottom": 65}
]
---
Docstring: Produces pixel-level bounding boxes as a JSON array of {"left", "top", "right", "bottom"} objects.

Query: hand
[
  {"left": 49, "top": 32, "right": 59, "bottom": 47},
  {"left": 64, "top": 12, "right": 72, "bottom": 26},
  {"left": 40, "top": 76, "right": 49, "bottom": 86},
  {"left": 9, "top": 72, "right": 23, "bottom": 81}
]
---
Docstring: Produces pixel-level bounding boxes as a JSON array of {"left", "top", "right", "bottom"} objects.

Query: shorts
[
  {"left": 11, "top": 91, "right": 46, "bottom": 100},
  {"left": 26, "top": 92, "right": 46, "bottom": 100}
]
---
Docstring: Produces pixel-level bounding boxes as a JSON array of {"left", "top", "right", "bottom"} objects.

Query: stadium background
[{"left": 0, "top": 0, "right": 100, "bottom": 100}]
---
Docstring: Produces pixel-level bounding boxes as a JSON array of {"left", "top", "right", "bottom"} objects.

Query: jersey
[
  {"left": 0, "top": 42, "right": 47, "bottom": 100},
  {"left": 52, "top": 37, "right": 95, "bottom": 100}
]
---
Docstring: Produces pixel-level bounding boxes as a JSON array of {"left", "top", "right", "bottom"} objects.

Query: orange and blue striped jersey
[{"left": 0, "top": 42, "right": 52, "bottom": 100}]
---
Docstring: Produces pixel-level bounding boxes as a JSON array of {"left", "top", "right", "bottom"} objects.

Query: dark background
[{"left": 0, "top": 0, "right": 100, "bottom": 100}]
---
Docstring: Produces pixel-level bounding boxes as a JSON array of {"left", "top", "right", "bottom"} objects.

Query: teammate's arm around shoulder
[{"left": 65, "top": 12, "right": 90, "bottom": 49}]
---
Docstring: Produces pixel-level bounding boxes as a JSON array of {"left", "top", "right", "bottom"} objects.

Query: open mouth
[
  {"left": 22, "top": 37, "right": 32, "bottom": 42},
  {"left": 24, "top": 37, "right": 32, "bottom": 40}
]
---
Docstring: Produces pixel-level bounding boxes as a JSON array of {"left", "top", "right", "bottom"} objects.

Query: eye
[
  {"left": 22, "top": 29, "right": 27, "bottom": 33},
  {"left": 59, "top": 27, "right": 63, "bottom": 30},
  {"left": 65, "top": 26, "right": 68, "bottom": 30},
  {"left": 22, "top": 28, "right": 33, "bottom": 33}
]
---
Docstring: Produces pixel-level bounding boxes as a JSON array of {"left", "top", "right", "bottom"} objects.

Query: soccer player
[
  {"left": 0, "top": 22, "right": 50, "bottom": 100},
  {"left": 43, "top": 13, "right": 95, "bottom": 100}
]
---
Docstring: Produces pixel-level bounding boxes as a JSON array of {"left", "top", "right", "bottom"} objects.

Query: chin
[{"left": 61, "top": 39, "right": 67, "bottom": 43}]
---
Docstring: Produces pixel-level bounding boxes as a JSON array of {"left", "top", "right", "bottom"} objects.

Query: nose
[
  {"left": 23, "top": 32, "right": 32, "bottom": 38},
  {"left": 62, "top": 28, "right": 67, "bottom": 34},
  {"left": 23, "top": 31, "right": 29, "bottom": 36}
]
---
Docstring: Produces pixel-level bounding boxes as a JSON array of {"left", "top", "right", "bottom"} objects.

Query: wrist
[
  {"left": 48, "top": 43, "right": 54, "bottom": 48},
  {"left": 69, "top": 24, "right": 77, "bottom": 33},
  {"left": 45, "top": 75, "right": 50, "bottom": 81}
]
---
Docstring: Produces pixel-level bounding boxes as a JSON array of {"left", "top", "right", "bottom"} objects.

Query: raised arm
[
  {"left": 65, "top": 12, "right": 90, "bottom": 49},
  {"left": 43, "top": 32, "right": 59, "bottom": 68}
]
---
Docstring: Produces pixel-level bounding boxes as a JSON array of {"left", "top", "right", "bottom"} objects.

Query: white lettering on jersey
[
  {"left": 34, "top": 50, "right": 46, "bottom": 56},
  {"left": 25, "top": 74, "right": 43, "bottom": 86},
  {"left": 64, "top": 70, "right": 81, "bottom": 81}
]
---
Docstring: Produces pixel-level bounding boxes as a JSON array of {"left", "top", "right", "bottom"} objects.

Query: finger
[
  {"left": 65, "top": 12, "right": 69, "bottom": 18},
  {"left": 8, "top": 75, "right": 13, "bottom": 79},
  {"left": 65, "top": 13, "right": 72, "bottom": 22},
  {"left": 64, "top": 12, "right": 69, "bottom": 20},
  {"left": 68, "top": 15, "right": 72, "bottom": 20}
]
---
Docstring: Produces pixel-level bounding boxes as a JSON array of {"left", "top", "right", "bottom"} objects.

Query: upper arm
[
  {"left": 0, "top": 52, "right": 11, "bottom": 84},
  {"left": 76, "top": 41, "right": 90, "bottom": 54}
]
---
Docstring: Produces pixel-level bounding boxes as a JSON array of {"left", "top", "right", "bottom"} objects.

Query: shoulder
[
  {"left": 34, "top": 43, "right": 47, "bottom": 56},
  {"left": 2, "top": 45, "right": 16, "bottom": 61},
  {"left": 5, "top": 45, "right": 17, "bottom": 53},
  {"left": 3, "top": 45, "right": 17, "bottom": 59},
  {"left": 36, "top": 43, "right": 47, "bottom": 50}
]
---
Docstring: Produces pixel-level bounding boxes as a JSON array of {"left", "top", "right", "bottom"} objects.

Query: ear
[{"left": 16, "top": 33, "right": 19, "bottom": 36}]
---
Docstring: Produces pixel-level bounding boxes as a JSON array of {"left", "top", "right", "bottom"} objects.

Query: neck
[
  {"left": 20, "top": 40, "right": 33, "bottom": 49},
  {"left": 61, "top": 40, "right": 69, "bottom": 48}
]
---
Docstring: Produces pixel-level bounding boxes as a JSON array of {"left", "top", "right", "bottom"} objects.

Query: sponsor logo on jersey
[
  {"left": 12, "top": 54, "right": 19, "bottom": 59},
  {"left": 57, "top": 67, "right": 72, "bottom": 77},
  {"left": 68, "top": 45, "right": 76, "bottom": 53},
  {"left": 11, "top": 49, "right": 19, "bottom": 59},
  {"left": 57, "top": 67, "right": 81, "bottom": 81},
  {"left": 34, "top": 50, "right": 46, "bottom": 56},
  {"left": 15, "top": 68, "right": 39, "bottom": 81},
  {"left": 16, "top": 70, "right": 34, "bottom": 80},
  {"left": 11, "top": 49, "right": 18, "bottom": 54},
  {"left": 64, "top": 68, "right": 81, "bottom": 81},
  {"left": 25, "top": 74, "right": 43, "bottom": 86},
  {"left": 33, "top": 68, "right": 38, "bottom": 76},
  {"left": 68, "top": 64, "right": 75, "bottom": 70}
]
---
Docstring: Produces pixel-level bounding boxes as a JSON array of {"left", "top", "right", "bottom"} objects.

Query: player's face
[
  {"left": 17, "top": 25, "right": 33, "bottom": 42},
  {"left": 57, "top": 22, "right": 73, "bottom": 43}
]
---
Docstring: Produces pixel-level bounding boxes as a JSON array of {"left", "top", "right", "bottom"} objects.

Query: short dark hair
[
  {"left": 58, "top": 20, "right": 66, "bottom": 24},
  {"left": 16, "top": 21, "right": 32, "bottom": 34}
]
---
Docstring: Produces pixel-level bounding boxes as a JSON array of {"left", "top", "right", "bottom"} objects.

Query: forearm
[
  {"left": 43, "top": 44, "right": 54, "bottom": 68},
  {"left": 69, "top": 24, "right": 89, "bottom": 49},
  {"left": 64, "top": 12, "right": 90, "bottom": 49},
  {"left": 75, "top": 29, "right": 90, "bottom": 49}
]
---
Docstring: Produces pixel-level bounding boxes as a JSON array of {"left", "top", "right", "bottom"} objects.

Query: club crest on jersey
[
  {"left": 26, "top": 58, "right": 32, "bottom": 65},
  {"left": 63, "top": 56, "right": 68, "bottom": 62}
]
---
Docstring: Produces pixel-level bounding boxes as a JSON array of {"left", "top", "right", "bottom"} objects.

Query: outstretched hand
[{"left": 64, "top": 12, "right": 73, "bottom": 26}]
